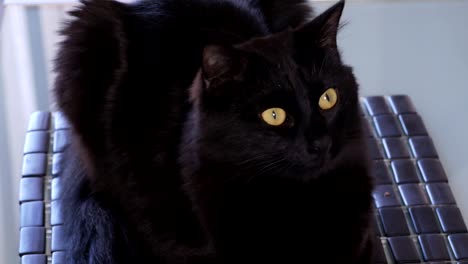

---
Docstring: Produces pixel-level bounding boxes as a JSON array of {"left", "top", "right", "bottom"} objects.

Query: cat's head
[{"left": 190, "top": 1, "right": 364, "bottom": 182}]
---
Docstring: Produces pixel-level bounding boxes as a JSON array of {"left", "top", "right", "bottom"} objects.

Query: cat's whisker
[
  {"left": 236, "top": 154, "right": 286, "bottom": 171},
  {"left": 224, "top": 155, "right": 283, "bottom": 183},
  {"left": 240, "top": 158, "right": 283, "bottom": 174},
  {"left": 245, "top": 157, "right": 287, "bottom": 184},
  {"left": 239, "top": 158, "right": 278, "bottom": 171},
  {"left": 236, "top": 153, "right": 278, "bottom": 166}
]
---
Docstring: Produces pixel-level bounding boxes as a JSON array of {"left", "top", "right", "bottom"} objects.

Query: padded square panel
[
  {"left": 373, "top": 115, "right": 402, "bottom": 137},
  {"left": 418, "top": 234, "right": 451, "bottom": 261},
  {"left": 52, "top": 225, "right": 65, "bottom": 252},
  {"left": 388, "top": 95, "right": 417, "bottom": 114},
  {"left": 398, "top": 114, "right": 428, "bottom": 136},
  {"left": 27, "top": 112, "right": 50, "bottom": 132},
  {"left": 368, "top": 139, "right": 385, "bottom": 160},
  {"left": 417, "top": 159, "right": 448, "bottom": 183},
  {"left": 371, "top": 161, "right": 393, "bottom": 185},
  {"left": 22, "top": 153, "right": 48, "bottom": 177},
  {"left": 51, "top": 177, "right": 62, "bottom": 201},
  {"left": 436, "top": 206, "right": 468, "bottom": 233},
  {"left": 54, "top": 112, "right": 71, "bottom": 130},
  {"left": 19, "top": 178, "right": 44, "bottom": 202},
  {"left": 24, "top": 131, "right": 49, "bottom": 154},
  {"left": 52, "top": 251, "right": 65, "bottom": 264},
  {"left": 408, "top": 207, "right": 440, "bottom": 234},
  {"left": 382, "top": 138, "right": 411, "bottom": 159},
  {"left": 387, "top": 236, "right": 421, "bottom": 263},
  {"left": 21, "top": 254, "right": 47, "bottom": 264},
  {"left": 363, "top": 96, "right": 392, "bottom": 116},
  {"left": 448, "top": 234, "right": 468, "bottom": 260},
  {"left": 373, "top": 185, "right": 400, "bottom": 208},
  {"left": 398, "top": 184, "right": 429, "bottom": 206},
  {"left": 21, "top": 201, "right": 44, "bottom": 227},
  {"left": 19, "top": 227, "right": 45, "bottom": 255},
  {"left": 409, "top": 136, "right": 438, "bottom": 158},
  {"left": 373, "top": 215, "right": 383, "bottom": 236},
  {"left": 390, "top": 160, "right": 420, "bottom": 184},
  {"left": 52, "top": 153, "right": 64, "bottom": 176},
  {"left": 53, "top": 130, "right": 71, "bottom": 153},
  {"left": 426, "top": 183, "right": 456, "bottom": 205},
  {"left": 51, "top": 200, "right": 63, "bottom": 226},
  {"left": 379, "top": 207, "right": 410, "bottom": 236}
]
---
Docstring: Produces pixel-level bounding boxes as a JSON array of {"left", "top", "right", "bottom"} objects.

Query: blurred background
[{"left": 1, "top": 0, "right": 467, "bottom": 263}]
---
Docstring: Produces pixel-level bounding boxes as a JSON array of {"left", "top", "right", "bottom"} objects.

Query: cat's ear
[
  {"left": 202, "top": 45, "right": 247, "bottom": 88},
  {"left": 294, "top": 0, "right": 344, "bottom": 49}
]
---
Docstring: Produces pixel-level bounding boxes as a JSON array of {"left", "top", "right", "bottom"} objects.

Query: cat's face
[{"left": 191, "top": 1, "right": 363, "bottom": 182}]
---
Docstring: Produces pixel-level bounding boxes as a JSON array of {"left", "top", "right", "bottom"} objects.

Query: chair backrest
[
  {"left": 19, "top": 111, "right": 70, "bottom": 264},
  {"left": 362, "top": 95, "right": 468, "bottom": 263}
]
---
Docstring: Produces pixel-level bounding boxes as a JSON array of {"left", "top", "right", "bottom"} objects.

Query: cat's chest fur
[{"left": 181, "top": 164, "right": 373, "bottom": 262}]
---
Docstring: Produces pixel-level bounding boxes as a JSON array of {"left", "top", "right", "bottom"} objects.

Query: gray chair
[{"left": 18, "top": 95, "right": 468, "bottom": 263}]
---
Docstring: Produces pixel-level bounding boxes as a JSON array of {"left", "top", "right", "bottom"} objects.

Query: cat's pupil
[
  {"left": 272, "top": 110, "right": 277, "bottom": 119},
  {"left": 324, "top": 93, "right": 330, "bottom": 102}
]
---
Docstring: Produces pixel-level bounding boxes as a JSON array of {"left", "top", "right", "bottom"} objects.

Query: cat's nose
[{"left": 308, "top": 137, "right": 331, "bottom": 157}]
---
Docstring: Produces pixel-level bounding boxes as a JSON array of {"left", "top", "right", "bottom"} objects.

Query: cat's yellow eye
[
  {"left": 319, "top": 88, "right": 338, "bottom": 110},
  {"left": 261, "top": 108, "right": 287, "bottom": 126}
]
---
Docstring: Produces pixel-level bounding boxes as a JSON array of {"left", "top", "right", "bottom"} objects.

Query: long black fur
[{"left": 54, "top": 0, "right": 374, "bottom": 263}]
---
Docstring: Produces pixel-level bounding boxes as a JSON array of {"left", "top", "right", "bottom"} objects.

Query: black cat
[{"left": 54, "top": 0, "right": 374, "bottom": 263}]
